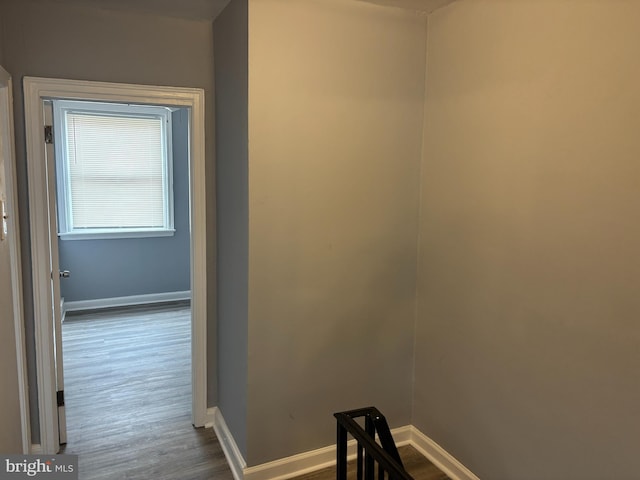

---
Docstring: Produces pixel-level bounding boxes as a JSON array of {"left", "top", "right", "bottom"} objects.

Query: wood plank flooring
[
  {"left": 291, "top": 445, "right": 450, "bottom": 480},
  {"left": 60, "top": 303, "right": 233, "bottom": 480}
]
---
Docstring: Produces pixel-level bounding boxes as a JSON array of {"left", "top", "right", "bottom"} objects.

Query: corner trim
[
  {"left": 391, "top": 425, "right": 413, "bottom": 447},
  {"left": 409, "top": 426, "right": 480, "bottom": 480},
  {"left": 243, "top": 426, "right": 412, "bottom": 480},
  {"left": 204, "top": 407, "right": 217, "bottom": 428},
  {"left": 63, "top": 291, "right": 191, "bottom": 313},
  {"left": 210, "top": 407, "right": 246, "bottom": 480}
]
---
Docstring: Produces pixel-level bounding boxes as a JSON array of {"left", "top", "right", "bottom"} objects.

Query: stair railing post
[
  {"left": 364, "top": 414, "right": 375, "bottom": 480},
  {"left": 337, "top": 421, "right": 348, "bottom": 480}
]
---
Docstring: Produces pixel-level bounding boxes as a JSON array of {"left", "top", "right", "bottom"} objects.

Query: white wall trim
[
  {"left": 210, "top": 407, "right": 246, "bottom": 480},
  {"left": 391, "top": 425, "right": 413, "bottom": 447},
  {"left": 1, "top": 66, "right": 31, "bottom": 454},
  {"left": 243, "top": 426, "right": 412, "bottom": 480},
  {"left": 24, "top": 76, "right": 59, "bottom": 455},
  {"left": 204, "top": 406, "right": 217, "bottom": 428},
  {"left": 30, "top": 444, "right": 43, "bottom": 455},
  {"left": 63, "top": 290, "right": 191, "bottom": 313},
  {"left": 242, "top": 425, "right": 479, "bottom": 480},
  {"left": 409, "top": 426, "right": 480, "bottom": 480},
  {"left": 23, "top": 77, "right": 208, "bottom": 453}
]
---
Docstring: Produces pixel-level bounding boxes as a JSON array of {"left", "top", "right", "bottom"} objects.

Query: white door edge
[
  {"left": 43, "top": 101, "right": 67, "bottom": 445},
  {"left": 23, "top": 76, "right": 208, "bottom": 453},
  {"left": 1, "top": 65, "right": 31, "bottom": 453}
]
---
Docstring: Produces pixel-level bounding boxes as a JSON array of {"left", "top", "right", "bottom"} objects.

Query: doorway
[{"left": 23, "top": 77, "right": 207, "bottom": 454}]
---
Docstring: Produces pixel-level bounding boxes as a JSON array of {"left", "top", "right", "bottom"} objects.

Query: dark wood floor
[
  {"left": 292, "top": 445, "right": 449, "bottom": 480},
  {"left": 60, "top": 303, "right": 233, "bottom": 480}
]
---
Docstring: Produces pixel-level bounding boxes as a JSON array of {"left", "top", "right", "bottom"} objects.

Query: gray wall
[
  {"left": 415, "top": 1, "right": 640, "bottom": 479},
  {"left": 0, "top": 16, "right": 4, "bottom": 65},
  {"left": 213, "top": 0, "right": 249, "bottom": 459},
  {"left": 58, "top": 108, "right": 191, "bottom": 303},
  {"left": 247, "top": 0, "right": 426, "bottom": 466},
  {"left": 0, "top": 49, "right": 23, "bottom": 452},
  {"left": 0, "top": 141, "right": 22, "bottom": 455},
  {"left": 0, "top": 0, "right": 216, "bottom": 442}
]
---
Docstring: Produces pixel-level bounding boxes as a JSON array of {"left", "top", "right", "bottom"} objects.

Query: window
[{"left": 53, "top": 100, "right": 174, "bottom": 240}]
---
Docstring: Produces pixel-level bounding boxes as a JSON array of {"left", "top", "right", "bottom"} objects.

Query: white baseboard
[
  {"left": 243, "top": 425, "right": 478, "bottom": 480},
  {"left": 243, "top": 441, "right": 340, "bottom": 480},
  {"left": 243, "top": 426, "right": 412, "bottom": 480},
  {"left": 409, "top": 427, "right": 480, "bottom": 480},
  {"left": 30, "top": 444, "right": 42, "bottom": 454},
  {"left": 392, "top": 425, "right": 413, "bottom": 447},
  {"left": 64, "top": 290, "right": 191, "bottom": 313},
  {"left": 205, "top": 407, "right": 216, "bottom": 428},
  {"left": 210, "top": 407, "right": 246, "bottom": 480}
]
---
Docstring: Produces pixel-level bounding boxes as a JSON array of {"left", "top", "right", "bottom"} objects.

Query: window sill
[{"left": 58, "top": 229, "right": 176, "bottom": 241}]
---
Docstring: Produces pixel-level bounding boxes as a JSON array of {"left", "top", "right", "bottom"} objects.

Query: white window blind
[{"left": 53, "top": 101, "right": 174, "bottom": 239}]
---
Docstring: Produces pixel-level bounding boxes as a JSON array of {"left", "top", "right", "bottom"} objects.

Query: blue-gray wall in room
[{"left": 58, "top": 108, "right": 191, "bottom": 302}]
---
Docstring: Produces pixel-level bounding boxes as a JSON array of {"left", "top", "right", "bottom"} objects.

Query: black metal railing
[{"left": 334, "top": 407, "right": 414, "bottom": 480}]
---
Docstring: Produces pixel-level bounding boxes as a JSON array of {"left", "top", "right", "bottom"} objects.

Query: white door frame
[
  {"left": 24, "top": 77, "right": 208, "bottom": 454},
  {"left": 1, "top": 66, "right": 31, "bottom": 453}
]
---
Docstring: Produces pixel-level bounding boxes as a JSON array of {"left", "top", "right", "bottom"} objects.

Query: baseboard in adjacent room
[
  {"left": 210, "top": 407, "right": 246, "bottom": 480},
  {"left": 30, "top": 444, "right": 42, "bottom": 454},
  {"left": 63, "top": 290, "right": 191, "bottom": 313}
]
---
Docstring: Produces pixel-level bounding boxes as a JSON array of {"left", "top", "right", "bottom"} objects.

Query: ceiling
[{"left": 25, "top": 0, "right": 456, "bottom": 20}]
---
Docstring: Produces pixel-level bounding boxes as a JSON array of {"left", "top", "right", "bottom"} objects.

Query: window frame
[{"left": 52, "top": 100, "right": 175, "bottom": 240}]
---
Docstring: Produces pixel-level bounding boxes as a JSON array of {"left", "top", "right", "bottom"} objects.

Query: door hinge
[
  {"left": 57, "top": 390, "right": 65, "bottom": 407},
  {"left": 44, "top": 125, "right": 53, "bottom": 144}
]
